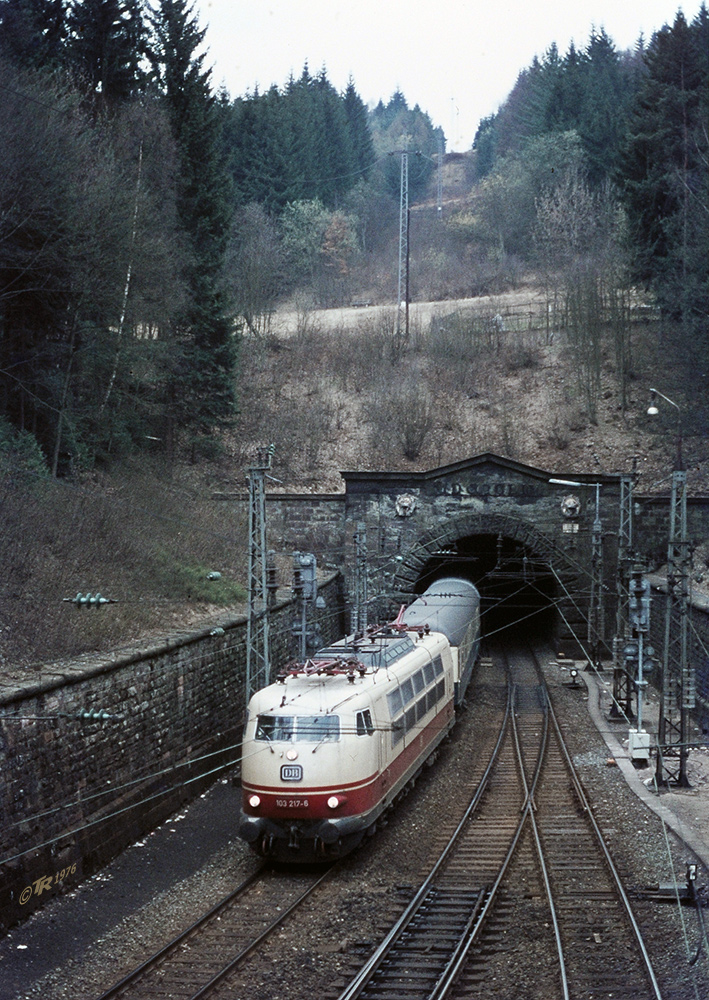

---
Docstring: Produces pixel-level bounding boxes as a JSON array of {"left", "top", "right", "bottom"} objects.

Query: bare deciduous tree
[{"left": 535, "top": 170, "right": 630, "bottom": 421}]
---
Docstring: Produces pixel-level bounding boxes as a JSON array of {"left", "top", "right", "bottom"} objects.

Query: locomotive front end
[{"left": 239, "top": 676, "right": 381, "bottom": 860}]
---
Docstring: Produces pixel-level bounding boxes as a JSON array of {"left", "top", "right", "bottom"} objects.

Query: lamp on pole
[
  {"left": 647, "top": 388, "right": 683, "bottom": 471},
  {"left": 549, "top": 478, "right": 605, "bottom": 671},
  {"left": 647, "top": 389, "right": 693, "bottom": 786}
]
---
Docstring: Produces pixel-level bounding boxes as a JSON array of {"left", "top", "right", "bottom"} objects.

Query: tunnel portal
[
  {"left": 342, "top": 453, "right": 620, "bottom": 657},
  {"left": 414, "top": 533, "right": 559, "bottom": 645}
]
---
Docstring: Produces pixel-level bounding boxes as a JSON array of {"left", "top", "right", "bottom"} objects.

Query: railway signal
[{"left": 628, "top": 567, "right": 651, "bottom": 763}]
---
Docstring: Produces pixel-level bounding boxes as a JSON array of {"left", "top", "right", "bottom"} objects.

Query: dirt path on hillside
[{"left": 272, "top": 287, "right": 548, "bottom": 337}]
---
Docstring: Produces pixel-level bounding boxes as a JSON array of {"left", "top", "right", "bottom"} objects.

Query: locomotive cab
[{"left": 239, "top": 674, "right": 385, "bottom": 859}]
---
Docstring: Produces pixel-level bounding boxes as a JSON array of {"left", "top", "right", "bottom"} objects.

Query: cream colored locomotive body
[{"left": 239, "top": 578, "right": 479, "bottom": 860}]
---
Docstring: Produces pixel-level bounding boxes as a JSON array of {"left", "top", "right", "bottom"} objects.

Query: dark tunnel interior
[{"left": 414, "top": 534, "right": 558, "bottom": 645}]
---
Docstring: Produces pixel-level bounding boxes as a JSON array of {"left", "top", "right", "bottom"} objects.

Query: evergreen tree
[
  {"left": 472, "top": 115, "right": 497, "bottom": 179},
  {"left": 620, "top": 8, "right": 709, "bottom": 325},
  {"left": 473, "top": 29, "right": 641, "bottom": 186},
  {"left": 149, "top": 0, "right": 236, "bottom": 447},
  {"left": 225, "top": 68, "right": 373, "bottom": 214},
  {"left": 343, "top": 77, "right": 375, "bottom": 179},
  {"left": 369, "top": 92, "right": 439, "bottom": 200},
  {"left": 556, "top": 42, "right": 586, "bottom": 129},
  {"left": 0, "top": 61, "right": 181, "bottom": 469},
  {"left": 312, "top": 68, "right": 356, "bottom": 206},
  {"left": 67, "top": 0, "right": 148, "bottom": 107},
  {"left": 578, "top": 28, "right": 629, "bottom": 184},
  {"left": 0, "top": 0, "right": 66, "bottom": 71}
]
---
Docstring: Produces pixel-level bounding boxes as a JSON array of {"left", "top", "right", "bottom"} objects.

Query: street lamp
[
  {"left": 647, "top": 389, "right": 693, "bottom": 786},
  {"left": 647, "top": 388, "right": 683, "bottom": 470}
]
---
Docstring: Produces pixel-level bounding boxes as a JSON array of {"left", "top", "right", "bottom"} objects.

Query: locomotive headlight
[
  {"left": 286, "top": 749, "right": 299, "bottom": 761},
  {"left": 327, "top": 795, "right": 346, "bottom": 810},
  {"left": 248, "top": 794, "right": 261, "bottom": 809}
]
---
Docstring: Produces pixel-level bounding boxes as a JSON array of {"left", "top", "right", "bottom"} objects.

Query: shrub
[{"left": 368, "top": 377, "right": 434, "bottom": 461}]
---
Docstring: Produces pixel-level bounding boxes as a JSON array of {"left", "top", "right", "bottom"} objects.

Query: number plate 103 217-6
[{"left": 275, "top": 798, "right": 309, "bottom": 809}]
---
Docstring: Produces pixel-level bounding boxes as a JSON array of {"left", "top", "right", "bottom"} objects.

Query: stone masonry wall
[
  {"left": 220, "top": 493, "right": 346, "bottom": 571},
  {"left": 0, "top": 574, "right": 344, "bottom": 931}
]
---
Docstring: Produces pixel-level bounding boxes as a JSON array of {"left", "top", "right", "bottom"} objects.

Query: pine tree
[
  {"left": 620, "top": 9, "right": 709, "bottom": 324},
  {"left": 0, "top": 0, "right": 66, "bottom": 71},
  {"left": 312, "top": 68, "right": 355, "bottom": 206},
  {"left": 67, "top": 0, "right": 147, "bottom": 107},
  {"left": 149, "top": 0, "right": 236, "bottom": 447},
  {"left": 343, "top": 77, "right": 374, "bottom": 179},
  {"left": 578, "top": 28, "right": 629, "bottom": 184}
]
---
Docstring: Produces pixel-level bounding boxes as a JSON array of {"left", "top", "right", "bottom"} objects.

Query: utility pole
[
  {"left": 611, "top": 473, "right": 635, "bottom": 717},
  {"left": 627, "top": 567, "right": 652, "bottom": 763},
  {"left": 647, "top": 389, "right": 694, "bottom": 787},
  {"left": 437, "top": 133, "right": 443, "bottom": 217},
  {"left": 656, "top": 467, "right": 693, "bottom": 786},
  {"left": 245, "top": 444, "right": 275, "bottom": 707},
  {"left": 396, "top": 142, "right": 409, "bottom": 347},
  {"left": 352, "top": 523, "right": 368, "bottom": 636},
  {"left": 588, "top": 484, "right": 604, "bottom": 671}
]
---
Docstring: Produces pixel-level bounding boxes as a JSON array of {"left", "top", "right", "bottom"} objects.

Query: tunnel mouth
[{"left": 414, "top": 533, "right": 558, "bottom": 645}]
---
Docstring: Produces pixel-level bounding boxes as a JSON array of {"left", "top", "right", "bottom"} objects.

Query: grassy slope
[{"left": 1, "top": 291, "right": 705, "bottom": 676}]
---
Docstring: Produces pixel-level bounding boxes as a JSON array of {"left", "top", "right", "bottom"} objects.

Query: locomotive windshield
[{"left": 256, "top": 714, "right": 340, "bottom": 743}]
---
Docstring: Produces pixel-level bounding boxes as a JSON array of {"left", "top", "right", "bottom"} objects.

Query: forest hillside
[{"left": 0, "top": 2, "right": 706, "bottom": 673}]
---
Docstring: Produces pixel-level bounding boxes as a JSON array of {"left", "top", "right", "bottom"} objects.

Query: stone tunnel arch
[{"left": 391, "top": 511, "right": 591, "bottom": 653}]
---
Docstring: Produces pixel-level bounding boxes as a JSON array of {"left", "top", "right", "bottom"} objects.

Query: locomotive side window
[
  {"left": 387, "top": 650, "right": 452, "bottom": 747},
  {"left": 356, "top": 709, "right": 374, "bottom": 736},
  {"left": 391, "top": 718, "right": 404, "bottom": 747},
  {"left": 387, "top": 688, "right": 403, "bottom": 716}
]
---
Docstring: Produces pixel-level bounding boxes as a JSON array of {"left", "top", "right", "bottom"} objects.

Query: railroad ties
[{"left": 335, "top": 646, "right": 662, "bottom": 1000}]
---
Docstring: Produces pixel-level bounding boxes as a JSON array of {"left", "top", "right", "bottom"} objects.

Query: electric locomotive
[{"left": 238, "top": 577, "right": 480, "bottom": 861}]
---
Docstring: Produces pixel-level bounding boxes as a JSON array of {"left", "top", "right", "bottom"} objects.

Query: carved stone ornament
[
  {"left": 560, "top": 495, "right": 581, "bottom": 519},
  {"left": 395, "top": 494, "right": 417, "bottom": 517}
]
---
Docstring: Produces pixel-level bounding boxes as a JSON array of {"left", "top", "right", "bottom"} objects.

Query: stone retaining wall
[{"left": 0, "top": 574, "right": 344, "bottom": 931}]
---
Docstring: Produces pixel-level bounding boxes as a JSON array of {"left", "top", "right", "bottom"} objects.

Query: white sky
[{"left": 196, "top": 1, "right": 701, "bottom": 151}]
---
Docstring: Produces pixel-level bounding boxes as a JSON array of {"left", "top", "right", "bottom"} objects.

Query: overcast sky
[{"left": 196, "top": 1, "right": 701, "bottom": 151}]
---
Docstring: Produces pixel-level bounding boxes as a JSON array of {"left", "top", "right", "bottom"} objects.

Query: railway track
[
  {"left": 89, "top": 654, "right": 510, "bottom": 1000},
  {"left": 91, "top": 646, "right": 666, "bottom": 1000},
  {"left": 94, "top": 864, "right": 331, "bottom": 1000},
  {"left": 336, "top": 645, "right": 664, "bottom": 1000}
]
